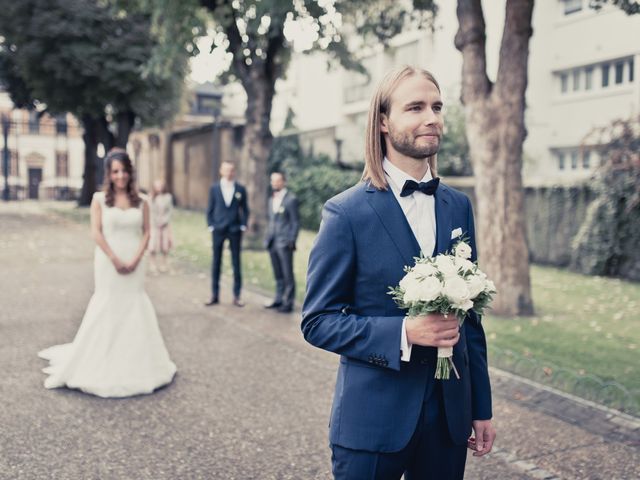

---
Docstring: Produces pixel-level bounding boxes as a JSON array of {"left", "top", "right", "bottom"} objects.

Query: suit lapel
[
  {"left": 434, "top": 185, "right": 453, "bottom": 255},
  {"left": 366, "top": 184, "right": 420, "bottom": 266}
]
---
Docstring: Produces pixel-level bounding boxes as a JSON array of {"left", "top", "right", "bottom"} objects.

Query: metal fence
[{"left": 490, "top": 346, "right": 640, "bottom": 417}]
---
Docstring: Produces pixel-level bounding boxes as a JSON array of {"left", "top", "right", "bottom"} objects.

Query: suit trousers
[
  {"left": 330, "top": 381, "right": 467, "bottom": 480},
  {"left": 268, "top": 245, "right": 295, "bottom": 307},
  {"left": 212, "top": 230, "right": 242, "bottom": 298}
]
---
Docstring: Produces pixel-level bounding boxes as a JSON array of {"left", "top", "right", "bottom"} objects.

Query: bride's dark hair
[{"left": 103, "top": 147, "right": 141, "bottom": 208}]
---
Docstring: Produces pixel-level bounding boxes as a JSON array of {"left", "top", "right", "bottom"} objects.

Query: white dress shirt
[
  {"left": 272, "top": 188, "right": 287, "bottom": 213},
  {"left": 383, "top": 158, "right": 437, "bottom": 362},
  {"left": 220, "top": 178, "right": 236, "bottom": 207}
]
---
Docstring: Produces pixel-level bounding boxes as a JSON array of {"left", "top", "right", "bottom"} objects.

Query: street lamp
[{"left": 2, "top": 113, "right": 9, "bottom": 201}]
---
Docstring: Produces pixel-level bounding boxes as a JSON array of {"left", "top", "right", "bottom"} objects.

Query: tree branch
[
  {"left": 222, "top": 1, "right": 250, "bottom": 84},
  {"left": 264, "top": 20, "right": 286, "bottom": 86},
  {"left": 495, "top": 0, "right": 534, "bottom": 103},
  {"left": 455, "top": 0, "right": 492, "bottom": 103}
]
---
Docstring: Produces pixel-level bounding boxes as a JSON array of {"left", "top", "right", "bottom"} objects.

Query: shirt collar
[
  {"left": 383, "top": 157, "right": 433, "bottom": 193},
  {"left": 273, "top": 188, "right": 287, "bottom": 198},
  {"left": 220, "top": 178, "right": 235, "bottom": 188}
]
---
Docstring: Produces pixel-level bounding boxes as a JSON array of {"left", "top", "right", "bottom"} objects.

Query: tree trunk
[
  {"left": 240, "top": 70, "right": 275, "bottom": 248},
  {"left": 115, "top": 110, "right": 135, "bottom": 148},
  {"left": 455, "top": 0, "right": 534, "bottom": 316},
  {"left": 97, "top": 116, "right": 115, "bottom": 152},
  {"left": 78, "top": 115, "right": 100, "bottom": 206}
]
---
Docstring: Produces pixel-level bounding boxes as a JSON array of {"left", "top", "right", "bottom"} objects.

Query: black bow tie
[{"left": 400, "top": 177, "right": 440, "bottom": 197}]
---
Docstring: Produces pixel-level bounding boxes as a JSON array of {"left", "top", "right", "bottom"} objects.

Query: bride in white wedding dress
[{"left": 38, "top": 148, "right": 176, "bottom": 398}]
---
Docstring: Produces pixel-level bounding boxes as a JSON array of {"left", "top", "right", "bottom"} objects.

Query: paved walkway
[{"left": 0, "top": 201, "right": 638, "bottom": 479}]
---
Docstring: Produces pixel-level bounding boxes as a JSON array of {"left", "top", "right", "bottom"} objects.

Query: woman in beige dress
[{"left": 149, "top": 179, "right": 174, "bottom": 273}]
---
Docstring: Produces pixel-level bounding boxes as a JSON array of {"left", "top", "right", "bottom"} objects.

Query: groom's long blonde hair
[{"left": 362, "top": 65, "right": 441, "bottom": 190}]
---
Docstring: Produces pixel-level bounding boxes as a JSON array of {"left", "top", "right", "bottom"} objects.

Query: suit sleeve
[
  {"left": 206, "top": 187, "right": 215, "bottom": 227},
  {"left": 301, "top": 199, "right": 404, "bottom": 371},
  {"left": 241, "top": 186, "right": 249, "bottom": 228},
  {"left": 464, "top": 196, "right": 493, "bottom": 420},
  {"left": 288, "top": 196, "right": 300, "bottom": 245}
]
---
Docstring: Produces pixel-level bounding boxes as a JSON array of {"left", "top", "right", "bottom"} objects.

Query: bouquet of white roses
[{"left": 388, "top": 240, "right": 496, "bottom": 380}]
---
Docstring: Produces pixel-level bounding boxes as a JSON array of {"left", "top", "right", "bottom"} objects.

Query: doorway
[{"left": 28, "top": 168, "right": 42, "bottom": 199}]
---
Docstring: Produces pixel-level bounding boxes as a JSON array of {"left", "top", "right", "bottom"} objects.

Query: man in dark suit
[
  {"left": 205, "top": 161, "right": 249, "bottom": 307},
  {"left": 302, "top": 66, "right": 495, "bottom": 479},
  {"left": 264, "top": 171, "right": 300, "bottom": 313}
]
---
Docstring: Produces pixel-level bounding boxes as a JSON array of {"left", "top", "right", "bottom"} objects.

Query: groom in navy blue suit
[
  {"left": 302, "top": 66, "right": 495, "bottom": 479},
  {"left": 206, "top": 161, "right": 249, "bottom": 307}
]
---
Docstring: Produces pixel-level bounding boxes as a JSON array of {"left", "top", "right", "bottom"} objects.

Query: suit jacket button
[{"left": 420, "top": 358, "right": 429, "bottom": 365}]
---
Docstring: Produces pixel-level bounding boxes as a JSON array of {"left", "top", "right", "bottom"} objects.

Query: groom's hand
[
  {"left": 469, "top": 419, "right": 496, "bottom": 457},
  {"left": 405, "top": 313, "right": 460, "bottom": 348}
]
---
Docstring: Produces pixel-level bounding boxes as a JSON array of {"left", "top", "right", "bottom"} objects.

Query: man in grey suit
[{"left": 264, "top": 172, "right": 299, "bottom": 313}]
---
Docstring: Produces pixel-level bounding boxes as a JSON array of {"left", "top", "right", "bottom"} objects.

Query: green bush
[
  {"left": 288, "top": 165, "right": 361, "bottom": 230},
  {"left": 268, "top": 134, "right": 361, "bottom": 230},
  {"left": 571, "top": 117, "right": 640, "bottom": 280}
]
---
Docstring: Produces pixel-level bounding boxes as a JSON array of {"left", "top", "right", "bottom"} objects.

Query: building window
[
  {"left": 572, "top": 69, "right": 581, "bottom": 91},
  {"left": 28, "top": 111, "right": 40, "bottom": 134},
  {"left": 55, "top": 152, "right": 68, "bottom": 177},
  {"left": 629, "top": 58, "right": 635, "bottom": 82},
  {"left": 8, "top": 150, "right": 19, "bottom": 176},
  {"left": 563, "top": 0, "right": 583, "bottom": 15},
  {"left": 55, "top": 115, "right": 67, "bottom": 135},
  {"left": 601, "top": 64, "right": 610, "bottom": 87},
  {"left": 558, "top": 152, "right": 565, "bottom": 170},
  {"left": 560, "top": 73, "right": 568, "bottom": 93},
  {"left": 195, "top": 94, "right": 221, "bottom": 116},
  {"left": 583, "top": 150, "right": 591, "bottom": 169},
  {"left": 615, "top": 61, "right": 625, "bottom": 84},
  {"left": 571, "top": 151, "right": 578, "bottom": 169},
  {"left": 585, "top": 66, "right": 593, "bottom": 90}
]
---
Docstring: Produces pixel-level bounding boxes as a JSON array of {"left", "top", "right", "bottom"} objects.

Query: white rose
[
  {"left": 434, "top": 255, "right": 459, "bottom": 278},
  {"left": 400, "top": 272, "right": 422, "bottom": 303},
  {"left": 402, "top": 275, "right": 443, "bottom": 303},
  {"left": 455, "top": 298, "right": 474, "bottom": 311},
  {"left": 484, "top": 279, "right": 497, "bottom": 293},
  {"left": 454, "top": 241, "right": 472, "bottom": 259},
  {"left": 453, "top": 257, "right": 475, "bottom": 273},
  {"left": 442, "top": 276, "right": 472, "bottom": 310},
  {"left": 466, "top": 274, "right": 486, "bottom": 299},
  {"left": 413, "top": 262, "right": 437, "bottom": 278},
  {"left": 417, "top": 276, "right": 443, "bottom": 302}
]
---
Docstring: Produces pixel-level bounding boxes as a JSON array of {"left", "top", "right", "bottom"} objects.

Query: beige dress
[{"left": 150, "top": 193, "right": 173, "bottom": 254}]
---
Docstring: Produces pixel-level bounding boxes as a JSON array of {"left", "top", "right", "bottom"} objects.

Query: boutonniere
[
  {"left": 234, "top": 192, "right": 242, "bottom": 200},
  {"left": 278, "top": 206, "right": 285, "bottom": 214}
]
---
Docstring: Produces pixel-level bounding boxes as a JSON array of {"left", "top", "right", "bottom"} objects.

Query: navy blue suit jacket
[
  {"left": 206, "top": 182, "right": 249, "bottom": 234},
  {"left": 301, "top": 181, "right": 492, "bottom": 453}
]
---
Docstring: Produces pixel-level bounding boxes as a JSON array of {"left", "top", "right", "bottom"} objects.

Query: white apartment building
[
  {"left": 525, "top": 0, "right": 640, "bottom": 182},
  {"left": 0, "top": 89, "right": 85, "bottom": 200},
  {"left": 274, "top": 0, "right": 640, "bottom": 184}
]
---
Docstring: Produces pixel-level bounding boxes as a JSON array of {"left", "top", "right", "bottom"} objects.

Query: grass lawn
[{"left": 49, "top": 203, "right": 640, "bottom": 413}]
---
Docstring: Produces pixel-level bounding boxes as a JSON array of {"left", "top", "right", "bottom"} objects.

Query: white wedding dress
[{"left": 38, "top": 192, "right": 176, "bottom": 398}]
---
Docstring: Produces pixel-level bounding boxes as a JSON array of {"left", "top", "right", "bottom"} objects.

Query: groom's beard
[{"left": 387, "top": 126, "right": 441, "bottom": 159}]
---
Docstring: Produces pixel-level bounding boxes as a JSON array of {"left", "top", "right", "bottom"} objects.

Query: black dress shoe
[
  {"left": 204, "top": 297, "right": 219, "bottom": 306},
  {"left": 264, "top": 301, "right": 283, "bottom": 309},
  {"left": 277, "top": 305, "right": 293, "bottom": 313}
]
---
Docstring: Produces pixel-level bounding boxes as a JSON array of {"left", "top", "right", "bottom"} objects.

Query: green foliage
[
  {"left": 267, "top": 134, "right": 361, "bottom": 230},
  {"left": 571, "top": 116, "right": 640, "bottom": 280},
  {"left": 0, "top": 0, "right": 191, "bottom": 125},
  {"left": 438, "top": 103, "right": 473, "bottom": 177},
  {"left": 288, "top": 164, "right": 361, "bottom": 230}
]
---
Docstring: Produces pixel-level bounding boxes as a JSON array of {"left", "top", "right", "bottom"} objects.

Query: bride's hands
[
  {"left": 111, "top": 257, "right": 132, "bottom": 274},
  {"left": 125, "top": 258, "right": 140, "bottom": 273}
]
